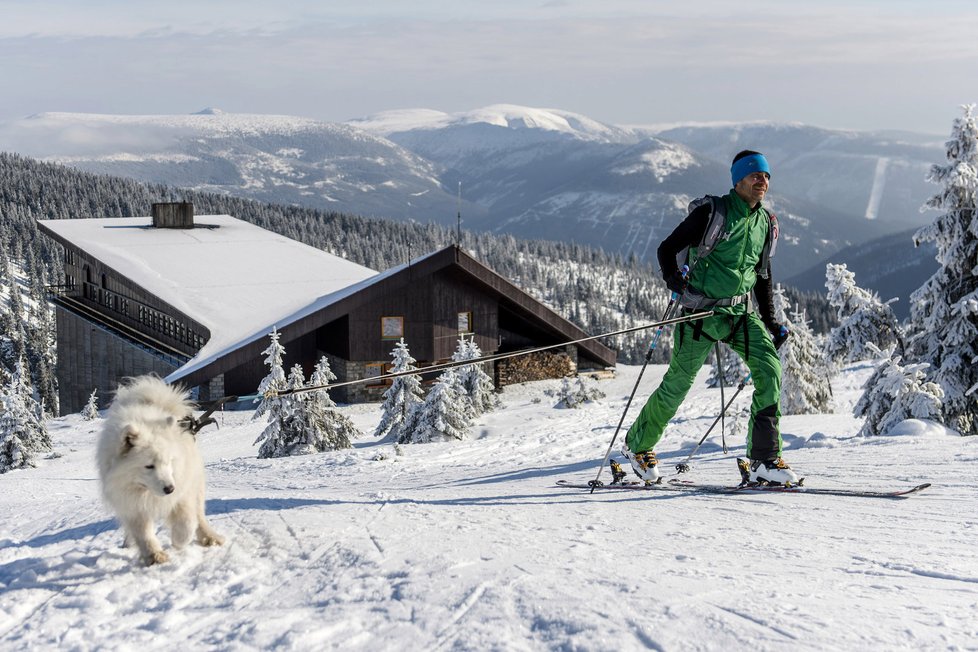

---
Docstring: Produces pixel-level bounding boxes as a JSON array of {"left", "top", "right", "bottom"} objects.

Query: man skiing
[{"left": 621, "top": 150, "right": 800, "bottom": 485}]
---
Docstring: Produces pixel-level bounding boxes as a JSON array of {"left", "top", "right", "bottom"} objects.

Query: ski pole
[
  {"left": 590, "top": 266, "right": 689, "bottom": 492},
  {"left": 714, "top": 342, "right": 728, "bottom": 454},
  {"left": 675, "top": 326, "right": 790, "bottom": 474},
  {"left": 675, "top": 372, "right": 751, "bottom": 474}
]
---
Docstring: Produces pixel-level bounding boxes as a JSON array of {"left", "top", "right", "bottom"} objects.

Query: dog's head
[{"left": 117, "top": 418, "right": 180, "bottom": 497}]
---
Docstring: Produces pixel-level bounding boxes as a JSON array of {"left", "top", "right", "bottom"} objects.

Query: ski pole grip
[
  {"left": 669, "top": 265, "right": 691, "bottom": 301},
  {"left": 774, "top": 326, "right": 790, "bottom": 350}
]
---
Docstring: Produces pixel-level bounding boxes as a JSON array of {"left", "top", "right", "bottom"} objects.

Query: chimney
[{"left": 151, "top": 202, "right": 195, "bottom": 229}]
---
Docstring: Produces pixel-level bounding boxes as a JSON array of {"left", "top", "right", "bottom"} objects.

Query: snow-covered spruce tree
[
  {"left": 307, "top": 356, "right": 338, "bottom": 410},
  {"left": 259, "top": 359, "right": 359, "bottom": 457},
  {"left": 253, "top": 328, "right": 295, "bottom": 458},
  {"left": 825, "top": 263, "right": 904, "bottom": 363},
  {"left": 374, "top": 338, "right": 424, "bottom": 442},
  {"left": 706, "top": 343, "right": 749, "bottom": 388},
  {"left": 555, "top": 377, "right": 581, "bottom": 409},
  {"left": 267, "top": 363, "right": 350, "bottom": 455},
  {"left": 0, "top": 360, "right": 51, "bottom": 473},
  {"left": 908, "top": 105, "right": 978, "bottom": 436},
  {"left": 854, "top": 349, "right": 944, "bottom": 437},
  {"left": 397, "top": 368, "right": 471, "bottom": 444},
  {"left": 452, "top": 336, "right": 498, "bottom": 416},
  {"left": 305, "top": 356, "right": 360, "bottom": 449},
  {"left": 773, "top": 285, "right": 833, "bottom": 414},
  {"left": 555, "top": 376, "right": 606, "bottom": 408},
  {"left": 253, "top": 327, "right": 287, "bottom": 419},
  {"left": 81, "top": 389, "right": 100, "bottom": 420}
]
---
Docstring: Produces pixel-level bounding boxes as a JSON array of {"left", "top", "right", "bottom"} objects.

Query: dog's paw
[
  {"left": 198, "top": 533, "right": 225, "bottom": 547},
  {"left": 144, "top": 550, "right": 170, "bottom": 566}
]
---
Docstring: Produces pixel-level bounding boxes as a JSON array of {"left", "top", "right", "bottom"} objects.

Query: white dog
[{"left": 96, "top": 376, "right": 225, "bottom": 565}]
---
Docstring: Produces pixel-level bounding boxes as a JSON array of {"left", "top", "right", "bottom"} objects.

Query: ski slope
[{"left": 1, "top": 362, "right": 975, "bottom": 650}]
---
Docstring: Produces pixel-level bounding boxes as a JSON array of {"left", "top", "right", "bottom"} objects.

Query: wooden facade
[
  {"left": 178, "top": 246, "right": 616, "bottom": 403},
  {"left": 40, "top": 209, "right": 616, "bottom": 411},
  {"left": 41, "top": 235, "right": 211, "bottom": 412}
]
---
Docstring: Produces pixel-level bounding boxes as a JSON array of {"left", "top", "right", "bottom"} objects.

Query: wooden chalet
[{"left": 38, "top": 203, "right": 616, "bottom": 412}]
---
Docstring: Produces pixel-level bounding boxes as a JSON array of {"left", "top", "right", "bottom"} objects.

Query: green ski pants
[{"left": 625, "top": 311, "right": 783, "bottom": 461}]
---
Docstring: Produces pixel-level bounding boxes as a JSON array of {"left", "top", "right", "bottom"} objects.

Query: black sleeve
[
  {"left": 657, "top": 203, "right": 710, "bottom": 280},
  {"left": 754, "top": 264, "right": 777, "bottom": 332}
]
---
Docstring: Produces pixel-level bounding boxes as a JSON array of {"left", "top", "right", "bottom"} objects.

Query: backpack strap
[
  {"left": 699, "top": 195, "right": 728, "bottom": 259},
  {"left": 681, "top": 195, "right": 727, "bottom": 268},
  {"left": 757, "top": 210, "right": 778, "bottom": 279},
  {"left": 684, "top": 195, "right": 727, "bottom": 265}
]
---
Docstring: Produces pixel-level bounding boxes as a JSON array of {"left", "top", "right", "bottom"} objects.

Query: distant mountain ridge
[
  {"left": 785, "top": 227, "right": 939, "bottom": 320},
  {"left": 0, "top": 105, "right": 946, "bottom": 280},
  {"left": 361, "top": 105, "right": 940, "bottom": 278},
  {"left": 652, "top": 122, "right": 941, "bottom": 225},
  {"left": 3, "top": 110, "right": 475, "bottom": 223}
]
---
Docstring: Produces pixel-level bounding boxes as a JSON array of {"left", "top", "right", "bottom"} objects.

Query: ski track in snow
[{"left": 1, "top": 364, "right": 977, "bottom": 650}]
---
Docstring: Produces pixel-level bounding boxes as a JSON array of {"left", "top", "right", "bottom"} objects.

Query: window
[
  {"left": 381, "top": 316, "right": 404, "bottom": 340},
  {"left": 458, "top": 311, "right": 473, "bottom": 334},
  {"left": 365, "top": 362, "right": 388, "bottom": 386}
]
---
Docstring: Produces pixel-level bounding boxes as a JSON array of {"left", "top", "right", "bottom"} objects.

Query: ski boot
[
  {"left": 621, "top": 446, "right": 661, "bottom": 485},
  {"left": 608, "top": 459, "right": 628, "bottom": 485},
  {"left": 738, "top": 457, "right": 801, "bottom": 487}
]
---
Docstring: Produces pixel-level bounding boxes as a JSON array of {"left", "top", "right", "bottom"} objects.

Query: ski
[{"left": 555, "top": 478, "right": 931, "bottom": 499}]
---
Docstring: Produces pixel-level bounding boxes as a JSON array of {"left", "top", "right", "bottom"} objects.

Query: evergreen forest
[{"left": 0, "top": 152, "right": 833, "bottom": 416}]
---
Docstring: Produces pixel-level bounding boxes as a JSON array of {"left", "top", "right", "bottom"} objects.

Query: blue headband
[{"left": 731, "top": 154, "right": 771, "bottom": 186}]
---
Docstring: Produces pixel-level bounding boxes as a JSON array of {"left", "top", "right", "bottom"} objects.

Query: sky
[{"left": 3, "top": 0, "right": 978, "bottom": 134}]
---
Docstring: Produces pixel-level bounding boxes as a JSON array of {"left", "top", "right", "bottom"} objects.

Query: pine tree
[
  {"left": 398, "top": 368, "right": 471, "bottom": 444},
  {"left": 908, "top": 105, "right": 978, "bottom": 436},
  {"left": 555, "top": 375, "right": 605, "bottom": 408},
  {"left": 374, "top": 339, "right": 424, "bottom": 442},
  {"left": 308, "top": 356, "right": 338, "bottom": 410},
  {"left": 452, "top": 336, "right": 497, "bottom": 416},
  {"left": 255, "top": 354, "right": 360, "bottom": 457},
  {"left": 706, "top": 343, "right": 749, "bottom": 388},
  {"left": 825, "top": 263, "right": 904, "bottom": 363},
  {"left": 81, "top": 389, "right": 100, "bottom": 420},
  {"left": 305, "top": 356, "right": 360, "bottom": 450},
  {"left": 555, "top": 377, "right": 581, "bottom": 409},
  {"left": 253, "top": 327, "right": 287, "bottom": 419},
  {"left": 854, "top": 351, "right": 944, "bottom": 437},
  {"left": 0, "top": 359, "right": 51, "bottom": 473},
  {"left": 285, "top": 363, "right": 307, "bottom": 418},
  {"left": 262, "top": 363, "right": 309, "bottom": 457},
  {"left": 774, "top": 285, "right": 833, "bottom": 414},
  {"left": 253, "top": 328, "right": 294, "bottom": 458}
]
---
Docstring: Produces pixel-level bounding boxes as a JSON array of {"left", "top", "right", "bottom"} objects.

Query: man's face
[{"left": 735, "top": 171, "right": 770, "bottom": 206}]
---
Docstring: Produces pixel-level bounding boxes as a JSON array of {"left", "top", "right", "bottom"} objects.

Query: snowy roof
[{"left": 37, "top": 214, "right": 379, "bottom": 384}]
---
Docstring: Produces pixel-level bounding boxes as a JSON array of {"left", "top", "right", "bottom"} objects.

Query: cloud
[{"left": 2, "top": 2, "right": 977, "bottom": 132}]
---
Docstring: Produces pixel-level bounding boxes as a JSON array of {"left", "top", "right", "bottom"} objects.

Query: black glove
[
  {"left": 665, "top": 270, "right": 687, "bottom": 295},
  {"left": 768, "top": 323, "right": 790, "bottom": 349}
]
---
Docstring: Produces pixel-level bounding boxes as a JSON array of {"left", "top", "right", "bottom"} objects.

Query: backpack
[{"left": 685, "top": 195, "right": 778, "bottom": 279}]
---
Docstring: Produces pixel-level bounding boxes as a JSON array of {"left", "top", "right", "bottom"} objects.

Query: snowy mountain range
[
  {"left": 0, "top": 109, "right": 471, "bottom": 223},
  {"left": 0, "top": 105, "right": 946, "bottom": 279}
]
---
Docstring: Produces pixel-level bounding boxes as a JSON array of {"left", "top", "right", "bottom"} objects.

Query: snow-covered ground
[{"left": 1, "top": 363, "right": 976, "bottom": 651}]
